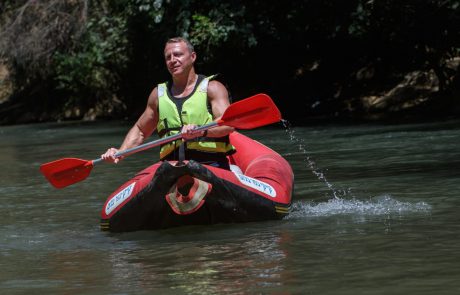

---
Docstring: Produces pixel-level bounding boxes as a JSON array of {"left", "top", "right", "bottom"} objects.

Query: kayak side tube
[{"left": 100, "top": 132, "right": 294, "bottom": 232}]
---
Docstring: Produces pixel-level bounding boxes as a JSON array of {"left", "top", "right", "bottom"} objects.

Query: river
[{"left": 0, "top": 119, "right": 459, "bottom": 294}]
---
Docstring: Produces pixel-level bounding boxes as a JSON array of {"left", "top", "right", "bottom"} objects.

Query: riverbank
[
  {"left": 1, "top": 91, "right": 458, "bottom": 126},
  {"left": 1, "top": 59, "right": 459, "bottom": 126}
]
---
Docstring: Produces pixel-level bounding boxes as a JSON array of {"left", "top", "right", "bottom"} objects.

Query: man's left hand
[{"left": 181, "top": 124, "right": 205, "bottom": 140}]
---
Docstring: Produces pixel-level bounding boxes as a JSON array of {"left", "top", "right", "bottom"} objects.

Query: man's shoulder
[
  {"left": 208, "top": 79, "right": 226, "bottom": 90},
  {"left": 207, "top": 79, "right": 228, "bottom": 101},
  {"left": 147, "top": 86, "right": 160, "bottom": 106}
]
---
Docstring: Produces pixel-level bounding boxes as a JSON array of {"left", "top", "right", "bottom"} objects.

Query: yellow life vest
[{"left": 156, "top": 75, "right": 235, "bottom": 160}]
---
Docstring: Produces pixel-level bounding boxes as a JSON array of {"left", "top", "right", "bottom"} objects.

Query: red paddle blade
[
  {"left": 220, "top": 93, "right": 281, "bottom": 129},
  {"left": 40, "top": 158, "right": 94, "bottom": 189}
]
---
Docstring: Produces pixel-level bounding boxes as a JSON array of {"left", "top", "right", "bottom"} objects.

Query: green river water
[{"left": 0, "top": 119, "right": 459, "bottom": 294}]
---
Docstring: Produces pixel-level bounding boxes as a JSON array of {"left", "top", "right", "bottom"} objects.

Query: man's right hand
[{"left": 101, "top": 148, "right": 123, "bottom": 164}]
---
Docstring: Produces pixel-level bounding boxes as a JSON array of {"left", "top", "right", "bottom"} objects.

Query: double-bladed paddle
[{"left": 40, "top": 93, "right": 281, "bottom": 189}]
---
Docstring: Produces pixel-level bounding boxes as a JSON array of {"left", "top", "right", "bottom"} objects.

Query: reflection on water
[{"left": 106, "top": 230, "right": 290, "bottom": 293}]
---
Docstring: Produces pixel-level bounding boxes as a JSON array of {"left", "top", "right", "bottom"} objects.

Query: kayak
[{"left": 100, "top": 131, "right": 294, "bottom": 232}]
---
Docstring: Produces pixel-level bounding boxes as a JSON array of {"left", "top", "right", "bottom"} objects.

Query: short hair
[{"left": 165, "top": 37, "right": 194, "bottom": 53}]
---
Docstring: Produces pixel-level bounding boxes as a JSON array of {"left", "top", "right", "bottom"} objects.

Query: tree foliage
[
  {"left": 0, "top": 0, "right": 459, "bottom": 123},
  {"left": 0, "top": 0, "right": 88, "bottom": 81},
  {"left": 53, "top": 15, "right": 129, "bottom": 101}
]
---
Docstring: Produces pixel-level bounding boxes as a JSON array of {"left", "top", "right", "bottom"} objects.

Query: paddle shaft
[
  {"left": 91, "top": 121, "right": 219, "bottom": 165},
  {"left": 40, "top": 93, "right": 281, "bottom": 189}
]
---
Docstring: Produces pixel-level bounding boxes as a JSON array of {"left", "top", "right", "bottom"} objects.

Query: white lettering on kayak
[
  {"left": 233, "top": 172, "right": 277, "bottom": 198},
  {"left": 105, "top": 182, "right": 136, "bottom": 215}
]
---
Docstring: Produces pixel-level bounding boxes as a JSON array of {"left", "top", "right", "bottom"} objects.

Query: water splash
[
  {"left": 280, "top": 120, "right": 432, "bottom": 223},
  {"left": 282, "top": 119, "right": 350, "bottom": 199},
  {"left": 286, "top": 194, "right": 431, "bottom": 220}
]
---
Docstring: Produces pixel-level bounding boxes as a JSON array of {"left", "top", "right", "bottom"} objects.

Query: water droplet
[{"left": 282, "top": 119, "right": 351, "bottom": 199}]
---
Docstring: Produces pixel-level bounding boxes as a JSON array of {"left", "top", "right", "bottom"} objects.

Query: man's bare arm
[
  {"left": 101, "top": 88, "right": 159, "bottom": 163},
  {"left": 205, "top": 80, "right": 234, "bottom": 137}
]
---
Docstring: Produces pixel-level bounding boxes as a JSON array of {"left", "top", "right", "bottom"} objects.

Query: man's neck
[{"left": 171, "top": 70, "right": 198, "bottom": 98}]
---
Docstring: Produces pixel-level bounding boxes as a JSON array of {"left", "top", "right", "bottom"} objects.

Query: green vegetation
[{"left": 0, "top": 0, "right": 459, "bottom": 124}]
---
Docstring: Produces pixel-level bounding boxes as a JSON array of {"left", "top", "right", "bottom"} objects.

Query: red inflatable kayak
[{"left": 100, "top": 132, "right": 294, "bottom": 232}]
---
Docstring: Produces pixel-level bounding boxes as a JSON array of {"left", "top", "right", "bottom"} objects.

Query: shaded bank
[{"left": 1, "top": 59, "right": 459, "bottom": 125}]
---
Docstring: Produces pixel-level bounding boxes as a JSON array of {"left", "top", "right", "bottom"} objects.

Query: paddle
[{"left": 40, "top": 93, "right": 281, "bottom": 189}]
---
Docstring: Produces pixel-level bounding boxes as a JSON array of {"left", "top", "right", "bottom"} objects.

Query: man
[{"left": 101, "top": 37, "right": 235, "bottom": 169}]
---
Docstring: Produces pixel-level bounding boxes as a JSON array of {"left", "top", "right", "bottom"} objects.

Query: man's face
[{"left": 164, "top": 41, "right": 196, "bottom": 76}]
